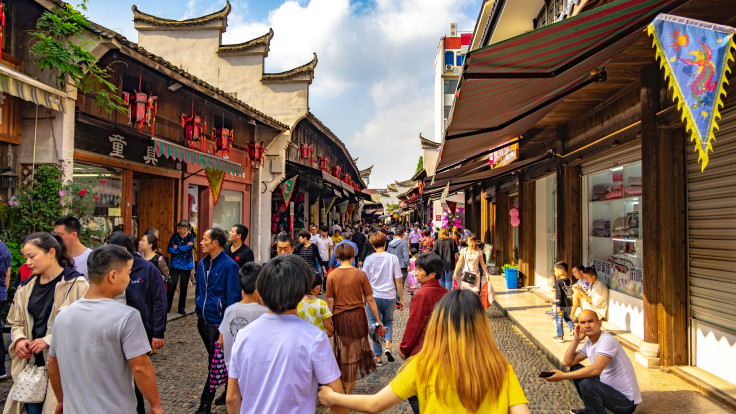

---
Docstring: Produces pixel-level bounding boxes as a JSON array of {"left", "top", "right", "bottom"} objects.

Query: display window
[
  {"left": 213, "top": 189, "right": 242, "bottom": 230},
  {"left": 583, "top": 161, "right": 643, "bottom": 299},
  {"left": 72, "top": 162, "right": 122, "bottom": 235}
]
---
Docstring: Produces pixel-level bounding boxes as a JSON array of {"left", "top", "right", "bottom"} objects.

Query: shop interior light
[
  {"left": 167, "top": 81, "right": 183, "bottom": 92},
  {"left": 610, "top": 166, "right": 624, "bottom": 171},
  {"left": 612, "top": 238, "right": 637, "bottom": 243}
]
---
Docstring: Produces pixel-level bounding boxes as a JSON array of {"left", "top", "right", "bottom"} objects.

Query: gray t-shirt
[
  {"left": 49, "top": 298, "right": 152, "bottom": 414},
  {"left": 73, "top": 248, "right": 92, "bottom": 281},
  {"left": 218, "top": 302, "right": 268, "bottom": 368}
]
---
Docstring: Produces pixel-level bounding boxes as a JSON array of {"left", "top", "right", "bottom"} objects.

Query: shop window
[
  {"left": 213, "top": 189, "right": 242, "bottom": 230},
  {"left": 72, "top": 162, "right": 122, "bottom": 236},
  {"left": 444, "top": 79, "right": 458, "bottom": 95},
  {"left": 584, "top": 161, "right": 642, "bottom": 299}
]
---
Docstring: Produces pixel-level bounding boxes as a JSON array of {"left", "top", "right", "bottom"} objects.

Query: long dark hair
[{"left": 24, "top": 232, "right": 74, "bottom": 268}]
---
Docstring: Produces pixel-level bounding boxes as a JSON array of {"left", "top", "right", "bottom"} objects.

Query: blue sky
[{"left": 85, "top": 0, "right": 481, "bottom": 187}]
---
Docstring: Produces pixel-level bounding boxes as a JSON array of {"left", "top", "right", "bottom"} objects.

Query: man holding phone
[{"left": 542, "top": 310, "right": 640, "bottom": 414}]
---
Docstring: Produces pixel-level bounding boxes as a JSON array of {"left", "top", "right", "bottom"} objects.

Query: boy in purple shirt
[{"left": 226, "top": 255, "right": 349, "bottom": 414}]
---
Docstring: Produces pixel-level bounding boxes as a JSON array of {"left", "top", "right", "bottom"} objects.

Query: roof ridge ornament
[
  {"left": 132, "top": 1, "right": 231, "bottom": 31},
  {"left": 218, "top": 28, "right": 274, "bottom": 55},
  {"left": 262, "top": 53, "right": 318, "bottom": 82}
]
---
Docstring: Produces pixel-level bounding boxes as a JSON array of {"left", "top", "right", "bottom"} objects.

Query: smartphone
[{"left": 539, "top": 371, "right": 554, "bottom": 378}]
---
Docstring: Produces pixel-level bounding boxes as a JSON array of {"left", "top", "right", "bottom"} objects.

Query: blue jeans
[
  {"left": 366, "top": 298, "right": 394, "bottom": 356},
  {"left": 25, "top": 403, "right": 43, "bottom": 414},
  {"left": 440, "top": 270, "right": 453, "bottom": 290},
  {"left": 571, "top": 365, "right": 637, "bottom": 414},
  {"left": 555, "top": 306, "right": 575, "bottom": 337}
]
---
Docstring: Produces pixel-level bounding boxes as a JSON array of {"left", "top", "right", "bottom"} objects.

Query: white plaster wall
[
  {"left": 534, "top": 178, "right": 551, "bottom": 290},
  {"left": 257, "top": 83, "right": 309, "bottom": 127},
  {"left": 694, "top": 320, "right": 736, "bottom": 385},
  {"left": 137, "top": 30, "right": 221, "bottom": 81},
  {"left": 214, "top": 55, "right": 265, "bottom": 95},
  {"left": 607, "top": 291, "right": 644, "bottom": 339}
]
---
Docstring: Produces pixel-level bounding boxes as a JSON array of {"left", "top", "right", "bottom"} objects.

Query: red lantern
[
  {"left": 318, "top": 157, "right": 329, "bottom": 172},
  {"left": 182, "top": 113, "right": 207, "bottom": 152},
  {"left": 331, "top": 165, "right": 341, "bottom": 178},
  {"left": 247, "top": 142, "right": 264, "bottom": 171},
  {"left": 123, "top": 90, "right": 157, "bottom": 134},
  {"left": 299, "top": 144, "right": 312, "bottom": 161},
  {"left": 213, "top": 127, "right": 234, "bottom": 158}
]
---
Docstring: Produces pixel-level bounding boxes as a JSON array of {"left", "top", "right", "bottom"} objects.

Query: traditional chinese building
[
  {"left": 72, "top": 21, "right": 287, "bottom": 250},
  {"left": 130, "top": 1, "right": 369, "bottom": 261}
]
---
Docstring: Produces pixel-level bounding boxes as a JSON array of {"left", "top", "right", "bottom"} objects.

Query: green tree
[
  {"left": 416, "top": 156, "right": 423, "bottom": 173},
  {"left": 29, "top": 1, "right": 126, "bottom": 113}
]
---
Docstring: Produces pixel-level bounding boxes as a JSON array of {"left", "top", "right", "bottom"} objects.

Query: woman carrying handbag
[
  {"left": 4, "top": 233, "right": 88, "bottom": 414},
  {"left": 452, "top": 234, "right": 491, "bottom": 296}
]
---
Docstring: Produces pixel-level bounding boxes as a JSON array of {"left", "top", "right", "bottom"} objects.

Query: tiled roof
[
  {"left": 132, "top": 1, "right": 231, "bottom": 29},
  {"left": 262, "top": 53, "right": 318, "bottom": 81},
  {"left": 218, "top": 28, "right": 274, "bottom": 55},
  {"left": 419, "top": 133, "right": 440, "bottom": 149},
  {"left": 359, "top": 165, "right": 373, "bottom": 177},
  {"left": 395, "top": 179, "right": 415, "bottom": 187},
  {"left": 86, "top": 21, "right": 289, "bottom": 131}
]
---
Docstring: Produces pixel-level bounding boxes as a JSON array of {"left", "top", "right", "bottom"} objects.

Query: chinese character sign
[{"left": 109, "top": 134, "right": 127, "bottom": 158}]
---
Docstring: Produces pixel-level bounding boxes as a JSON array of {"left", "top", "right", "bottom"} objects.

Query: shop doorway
[{"left": 133, "top": 173, "right": 177, "bottom": 251}]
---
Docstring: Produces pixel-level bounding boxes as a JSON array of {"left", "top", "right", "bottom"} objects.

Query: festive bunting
[
  {"left": 281, "top": 175, "right": 298, "bottom": 206},
  {"left": 648, "top": 14, "right": 736, "bottom": 171},
  {"left": 446, "top": 201, "right": 457, "bottom": 217},
  {"left": 338, "top": 201, "right": 349, "bottom": 220},
  {"left": 440, "top": 181, "right": 450, "bottom": 204},
  {"left": 324, "top": 197, "right": 336, "bottom": 219},
  {"left": 205, "top": 168, "right": 225, "bottom": 205},
  {"left": 346, "top": 204, "right": 354, "bottom": 218}
]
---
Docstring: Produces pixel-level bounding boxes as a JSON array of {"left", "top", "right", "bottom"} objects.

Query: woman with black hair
[
  {"left": 167, "top": 220, "right": 196, "bottom": 314},
  {"left": 4, "top": 233, "right": 88, "bottom": 414},
  {"left": 139, "top": 233, "right": 169, "bottom": 285}
]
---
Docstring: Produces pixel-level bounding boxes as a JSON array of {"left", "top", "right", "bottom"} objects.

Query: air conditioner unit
[
  {"left": 445, "top": 64, "right": 454, "bottom": 72},
  {"left": 450, "top": 23, "right": 458, "bottom": 37}
]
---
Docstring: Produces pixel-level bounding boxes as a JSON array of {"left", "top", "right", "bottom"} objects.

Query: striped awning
[
  {"left": 152, "top": 137, "right": 243, "bottom": 176},
  {"left": 438, "top": 0, "right": 684, "bottom": 172},
  {"left": 0, "top": 65, "right": 65, "bottom": 112}
]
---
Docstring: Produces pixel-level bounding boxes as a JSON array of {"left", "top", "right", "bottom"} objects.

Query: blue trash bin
[{"left": 504, "top": 268, "right": 518, "bottom": 289}]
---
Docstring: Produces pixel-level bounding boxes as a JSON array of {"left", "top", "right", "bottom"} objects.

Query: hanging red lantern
[
  {"left": 299, "top": 144, "right": 312, "bottom": 161},
  {"left": 331, "top": 165, "right": 341, "bottom": 178},
  {"left": 247, "top": 142, "right": 264, "bottom": 171},
  {"left": 213, "top": 127, "right": 233, "bottom": 158},
  {"left": 182, "top": 113, "right": 207, "bottom": 152},
  {"left": 318, "top": 157, "right": 329, "bottom": 172}
]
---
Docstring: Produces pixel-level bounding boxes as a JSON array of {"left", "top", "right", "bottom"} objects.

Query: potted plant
[{"left": 501, "top": 264, "right": 519, "bottom": 289}]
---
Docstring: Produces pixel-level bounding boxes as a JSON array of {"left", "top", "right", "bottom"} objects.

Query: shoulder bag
[{"left": 461, "top": 249, "right": 478, "bottom": 285}]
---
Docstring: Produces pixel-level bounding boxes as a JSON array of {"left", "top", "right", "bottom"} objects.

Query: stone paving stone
[{"left": 0, "top": 291, "right": 582, "bottom": 413}]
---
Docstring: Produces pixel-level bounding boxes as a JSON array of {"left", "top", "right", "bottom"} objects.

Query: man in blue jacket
[{"left": 195, "top": 227, "right": 241, "bottom": 414}]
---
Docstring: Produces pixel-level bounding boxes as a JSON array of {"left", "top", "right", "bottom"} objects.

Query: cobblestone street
[
  {"left": 148, "top": 294, "right": 580, "bottom": 413},
  {"left": 0, "top": 294, "right": 581, "bottom": 413}
]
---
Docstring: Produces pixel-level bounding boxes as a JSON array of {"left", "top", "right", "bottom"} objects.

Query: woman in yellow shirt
[
  {"left": 331, "top": 230, "right": 343, "bottom": 245},
  {"left": 318, "top": 289, "right": 530, "bottom": 414}
]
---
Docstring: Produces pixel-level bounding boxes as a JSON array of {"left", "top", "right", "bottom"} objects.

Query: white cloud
[
  {"left": 182, "top": 0, "right": 198, "bottom": 19},
  {"left": 222, "top": 0, "right": 477, "bottom": 187}
]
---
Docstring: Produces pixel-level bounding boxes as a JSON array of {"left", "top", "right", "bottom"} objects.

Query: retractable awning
[
  {"left": 152, "top": 137, "right": 244, "bottom": 176},
  {"left": 438, "top": 0, "right": 684, "bottom": 172},
  {"left": 0, "top": 65, "right": 66, "bottom": 112}
]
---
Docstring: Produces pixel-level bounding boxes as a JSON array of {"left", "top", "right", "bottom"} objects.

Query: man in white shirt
[
  {"left": 54, "top": 215, "right": 92, "bottom": 280},
  {"left": 312, "top": 225, "right": 334, "bottom": 290},
  {"left": 545, "top": 309, "right": 641, "bottom": 414},
  {"left": 572, "top": 267, "right": 608, "bottom": 321}
]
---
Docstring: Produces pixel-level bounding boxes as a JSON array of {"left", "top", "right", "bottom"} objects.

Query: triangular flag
[
  {"left": 447, "top": 201, "right": 457, "bottom": 217},
  {"left": 281, "top": 175, "right": 298, "bottom": 205},
  {"left": 338, "top": 200, "right": 349, "bottom": 220},
  {"left": 440, "top": 181, "right": 450, "bottom": 204},
  {"left": 648, "top": 14, "right": 736, "bottom": 171},
  {"left": 324, "top": 197, "right": 336, "bottom": 218},
  {"left": 346, "top": 204, "right": 354, "bottom": 218},
  {"left": 205, "top": 168, "right": 225, "bottom": 205}
]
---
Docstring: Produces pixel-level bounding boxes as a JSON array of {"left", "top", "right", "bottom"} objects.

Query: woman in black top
[
  {"left": 432, "top": 227, "right": 459, "bottom": 290},
  {"left": 295, "top": 230, "right": 321, "bottom": 277},
  {"left": 6, "top": 233, "right": 87, "bottom": 414}
]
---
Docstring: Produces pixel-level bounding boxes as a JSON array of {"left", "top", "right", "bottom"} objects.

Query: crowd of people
[{"left": 0, "top": 217, "right": 641, "bottom": 414}]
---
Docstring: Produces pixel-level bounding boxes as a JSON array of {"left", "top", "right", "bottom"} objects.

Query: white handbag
[{"left": 11, "top": 362, "right": 48, "bottom": 403}]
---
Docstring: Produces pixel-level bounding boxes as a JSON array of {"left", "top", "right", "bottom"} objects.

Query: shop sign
[
  {"left": 489, "top": 139, "right": 519, "bottom": 169},
  {"left": 75, "top": 120, "right": 177, "bottom": 170}
]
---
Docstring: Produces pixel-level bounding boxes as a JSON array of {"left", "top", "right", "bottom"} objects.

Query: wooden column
[
  {"left": 480, "top": 188, "right": 490, "bottom": 244},
  {"left": 519, "top": 180, "right": 536, "bottom": 286},
  {"left": 557, "top": 165, "right": 581, "bottom": 268},
  {"left": 657, "top": 126, "right": 688, "bottom": 366},
  {"left": 122, "top": 169, "right": 134, "bottom": 235},
  {"left": 641, "top": 64, "right": 662, "bottom": 356},
  {"left": 494, "top": 187, "right": 510, "bottom": 267}
]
